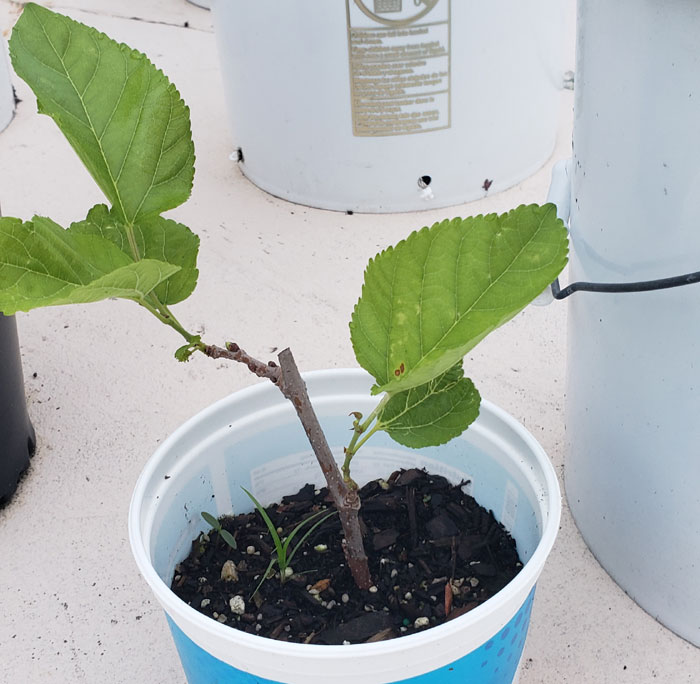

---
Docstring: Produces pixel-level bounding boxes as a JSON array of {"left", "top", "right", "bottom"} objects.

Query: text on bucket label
[{"left": 347, "top": 0, "right": 451, "bottom": 137}]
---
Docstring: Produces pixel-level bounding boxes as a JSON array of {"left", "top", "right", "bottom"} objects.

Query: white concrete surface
[{"left": 0, "top": 1, "right": 698, "bottom": 683}]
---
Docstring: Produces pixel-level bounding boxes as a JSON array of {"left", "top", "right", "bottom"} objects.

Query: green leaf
[
  {"left": 200, "top": 512, "right": 237, "bottom": 550},
  {"left": 376, "top": 363, "right": 481, "bottom": 448},
  {"left": 219, "top": 529, "right": 238, "bottom": 551},
  {"left": 70, "top": 205, "right": 199, "bottom": 304},
  {"left": 174, "top": 339, "right": 201, "bottom": 362},
  {"left": 200, "top": 511, "right": 221, "bottom": 531},
  {"left": 0, "top": 216, "right": 181, "bottom": 314},
  {"left": 9, "top": 3, "right": 195, "bottom": 224},
  {"left": 350, "top": 204, "right": 568, "bottom": 394}
]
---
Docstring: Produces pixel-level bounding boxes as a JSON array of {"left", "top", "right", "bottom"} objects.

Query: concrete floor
[{"left": 1, "top": 1, "right": 699, "bottom": 682}]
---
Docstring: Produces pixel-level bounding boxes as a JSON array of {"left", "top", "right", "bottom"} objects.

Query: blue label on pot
[{"left": 166, "top": 587, "right": 534, "bottom": 684}]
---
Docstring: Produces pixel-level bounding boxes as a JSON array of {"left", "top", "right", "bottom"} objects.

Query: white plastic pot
[
  {"left": 130, "top": 369, "right": 560, "bottom": 684},
  {"left": 210, "top": 0, "right": 566, "bottom": 212},
  {"left": 0, "top": 37, "right": 15, "bottom": 133},
  {"left": 565, "top": 0, "right": 700, "bottom": 646}
]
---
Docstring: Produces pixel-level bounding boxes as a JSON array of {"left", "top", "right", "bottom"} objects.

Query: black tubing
[
  {"left": 0, "top": 314, "right": 36, "bottom": 506},
  {"left": 551, "top": 270, "right": 700, "bottom": 300}
]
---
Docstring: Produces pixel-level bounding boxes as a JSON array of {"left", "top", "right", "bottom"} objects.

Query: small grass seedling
[{"left": 241, "top": 487, "right": 336, "bottom": 597}]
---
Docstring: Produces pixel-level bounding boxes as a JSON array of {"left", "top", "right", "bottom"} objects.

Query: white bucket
[
  {"left": 129, "top": 369, "right": 560, "bottom": 683},
  {"left": 565, "top": 0, "right": 700, "bottom": 646},
  {"left": 210, "top": 0, "right": 565, "bottom": 212},
  {"left": 0, "top": 37, "right": 15, "bottom": 133}
]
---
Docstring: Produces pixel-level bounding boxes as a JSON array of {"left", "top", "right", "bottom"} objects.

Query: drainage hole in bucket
[
  {"left": 418, "top": 175, "right": 432, "bottom": 189},
  {"left": 236, "top": 147, "right": 244, "bottom": 163}
]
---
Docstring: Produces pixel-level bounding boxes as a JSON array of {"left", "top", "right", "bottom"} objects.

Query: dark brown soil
[{"left": 171, "top": 468, "right": 522, "bottom": 645}]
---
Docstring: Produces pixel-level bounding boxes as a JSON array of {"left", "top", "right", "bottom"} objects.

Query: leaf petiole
[
  {"left": 342, "top": 394, "right": 391, "bottom": 483},
  {"left": 123, "top": 222, "right": 142, "bottom": 263},
  {"left": 137, "top": 296, "right": 206, "bottom": 358}
]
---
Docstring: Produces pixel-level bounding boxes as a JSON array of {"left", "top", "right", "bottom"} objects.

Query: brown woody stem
[
  {"left": 276, "top": 349, "right": 372, "bottom": 590},
  {"left": 204, "top": 342, "right": 281, "bottom": 382},
  {"left": 202, "top": 342, "right": 372, "bottom": 590}
]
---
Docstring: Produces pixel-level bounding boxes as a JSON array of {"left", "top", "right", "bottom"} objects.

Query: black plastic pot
[{"left": 0, "top": 313, "right": 35, "bottom": 505}]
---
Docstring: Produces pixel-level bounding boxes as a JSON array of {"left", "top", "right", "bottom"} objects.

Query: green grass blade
[
  {"left": 241, "top": 487, "right": 286, "bottom": 568},
  {"left": 250, "top": 557, "right": 277, "bottom": 600},
  {"left": 285, "top": 509, "right": 337, "bottom": 567}
]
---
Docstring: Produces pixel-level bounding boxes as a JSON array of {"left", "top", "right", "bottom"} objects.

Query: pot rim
[{"left": 129, "top": 367, "right": 561, "bottom": 657}]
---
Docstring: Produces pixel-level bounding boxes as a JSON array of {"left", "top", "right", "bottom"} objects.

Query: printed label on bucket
[{"left": 346, "top": 0, "right": 451, "bottom": 137}]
